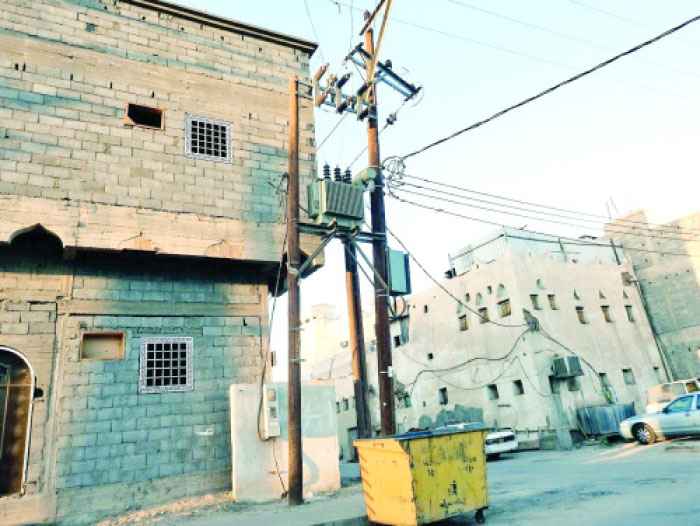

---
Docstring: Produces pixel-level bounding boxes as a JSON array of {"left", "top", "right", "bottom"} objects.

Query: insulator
[
  {"left": 333, "top": 166, "right": 342, "bottom": 182},
  {"left": 344, "top": 169, "right": 352, "bottom": 184},
  {"left": 323, "top": 163, "right": 331, "bottom": 179}
]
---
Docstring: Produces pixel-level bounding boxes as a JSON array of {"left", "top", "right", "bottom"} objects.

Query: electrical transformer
[{"left": 307, "top": 179, "right": 365, "bottom": 230}]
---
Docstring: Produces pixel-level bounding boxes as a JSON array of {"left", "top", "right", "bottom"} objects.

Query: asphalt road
[{"left": 469, "top": 439, "right": 700, "bottom": 526}]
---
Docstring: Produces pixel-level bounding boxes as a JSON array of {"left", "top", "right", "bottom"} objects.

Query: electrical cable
[
  {"left": 331, "top": 0, "right": 700, "bottom": 106},
  {"left": 449, "top": 0, "right": 700, "bottom": 80},
  {"left": 387, "top": 183, "right": 700, "bottom": 243},
  {"left": 303, "top": 0, "right": 325, "bottom": 63},
  {"left": 386, "top": 192, "right": 700, "bottom": 258},
  {"left": 393, "top": 173, "right": 700, "bottom": 235},
  {"left": 315, "top": 111, "right": 350, "bottom": 152},
  {"left": 399, "top": 14, "right": 700, "bottom": 160}
]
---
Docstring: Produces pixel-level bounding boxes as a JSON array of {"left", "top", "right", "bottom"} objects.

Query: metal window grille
[
  {"left": 185, "top": 114, "right": 232, "bottom": 163},
  {"left": 139, "top": 337, "right": 194, "bottom": 394}
]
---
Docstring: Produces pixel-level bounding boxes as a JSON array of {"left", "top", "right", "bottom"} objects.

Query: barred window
[
  {"left": 185, "top": 114, "right": 232, "bottom": 163},
  {"left": 139, "top": 337, "right": 194, "bottom": 394}
]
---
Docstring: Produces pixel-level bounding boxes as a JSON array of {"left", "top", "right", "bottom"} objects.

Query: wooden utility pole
[
  {"left": 365, "top": 26, "right": 396, "bottom": 436},
  {"left": 344, "top": 241, "right": 372, "bottom": 438},
  {"left": 286, "top": 74, "right": 303, "bottom": 506}
]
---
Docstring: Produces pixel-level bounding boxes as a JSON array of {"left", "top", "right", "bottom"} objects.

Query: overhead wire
[
  {"left": 385, "top": 193, "right": 700, "bottom": 258},
  {"left": 399, "top": 14, "right": 700, "bottom": 160},
  {"left": 303, "top": 0, "right": 325, "bottom": 63},
  {"left": 392, "top": 173, "right": 700, "bottom": 235},
  {"left": 449, "top": 0, "right": 700, "bottom": 80},
  {"left": 387, "top": 183, "right": 700, "bottom": 243}
]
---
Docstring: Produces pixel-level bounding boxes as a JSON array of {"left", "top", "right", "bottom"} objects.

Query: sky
[{"left": 178, "top": 0, "right": 700, "bottom": 378}]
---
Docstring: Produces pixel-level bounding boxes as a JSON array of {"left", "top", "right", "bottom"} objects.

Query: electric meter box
[
  {"left": 262, "top": 384, "right": 281, "bottom": 439},
  {"left": 388, "top": 249, "right": 411, "bottom": 296}
]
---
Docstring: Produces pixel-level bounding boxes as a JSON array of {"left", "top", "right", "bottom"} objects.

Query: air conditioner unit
[
  {"left": 552, "top": 356, "right": 584, "bottom": 378},
  {"left": 307, "top": 179, "right": 364, "bottom": 230},
  {"left": 262, "top": 384, "right": 281, "bottom": 439}
]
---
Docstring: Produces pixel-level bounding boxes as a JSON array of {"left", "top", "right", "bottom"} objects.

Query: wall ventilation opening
[
  {"left": 513, "top": 379, "right": 524, "bottom": 395},
  {"left": 487, "top": 384, "right": 499, "bottom": 400},
  {"left": 125, "top": 103, "right": 164, "bottom": 129},
  {"left": 80, "top": 331, "right": 125, "bottom": 361},
  {"left": 438, "top": 387, "right": 448, "bottom": 405}
]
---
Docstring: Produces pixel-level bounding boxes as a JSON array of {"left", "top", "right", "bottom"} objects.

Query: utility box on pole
[
  {"left": 307, "top": 180, "right": 365, "bottom": 230},
  {"left": 388, "top": 249, "right": 411, "bottom": 296}
]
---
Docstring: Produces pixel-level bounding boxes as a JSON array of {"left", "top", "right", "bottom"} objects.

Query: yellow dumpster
[{"left": 354, "top": 427, "right": 489, "bottom": 525}]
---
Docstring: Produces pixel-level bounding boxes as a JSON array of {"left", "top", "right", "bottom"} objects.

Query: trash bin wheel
[{"left": 476, "top": 508, "right": 485, "bottom": 524}]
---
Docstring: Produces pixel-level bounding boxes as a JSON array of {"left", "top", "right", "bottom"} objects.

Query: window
[
  {"left": 427, "top": 353, "right": 434, "bottom": 361},
  {"left": 622, "top": 368, "right": 635, "bottom": 385},
  {"left": 336, "top": 402, "right": 340, "bottom": 413},
  {"left": 475, "top": 293, "right": 483, "bottom": 306},
  {"left": 567, "top": 377, "right": 581, "bottom": 391},
  {"left": 498, "top": 299, "right": 511, "bottom": 317},
  {"left": 393, "top": 335, "right": 402, "bottom": 348},
  {"left": 547, "top": 294, "right": 558, "bottom": 310},
  {"left": 601, "top": 306, "right": 613, "bottom": 323},
  {"left": 598, "top": 372, "right": 610, "bottom": 386},
  {"left": 185, "top": 114, "right": 232, "bottom": 163},
  {"left": 125, "top": 103, "right": 164, "bottom": 129},
  {"left": 513, "top": 380, "right": 524, "bottom": 395},
  {"left": 536, "top": 279, "right": 545, "bottom": 290},
  {"left": 625, "top": 305, "right": 635, "bottom": 322},
  {"left": 665, "top": 396, "right": 692, "bottom": 413},
  {"left": 549, "top": 376, "right": 561, "bottom": 394},
  {"left": 487, "top": 384, "right": 499, "bottom": 400},
  {"left": 439, "top": 387, "right": 448, "bottom": 405},
  {"left": 343, "top": 398, "right": 349, "bottom": 411},
  {"left": 81, "top": 331, "right": 125, "bottom": 361},
  {"left": 139, "top": 337, "right": 193, "bottom": 394},
  {"left": 423, "top": 305, "right": 429, "bottom": 313},
  {"left": 478, "top": 307, "right": 489, "bottom": 324},
  {"left": 576, "top": 306, "right": 588, "bottom": 324},
  {"left": 404, "top": 395, "right": 412, "bottom": 408},
  {"left": 487, "top": 286, "right": 493, "bottom": 295},
  {"left": 458, "top": 315, "right": 468, "bottom": 331},
  {"left": 497, "top": 284, "right": 507, "bottom": 299},
  {"left": 530, "top": 295, "right": 541, "bottom": 310},
  {"left": 465, "top": 293, "right": 471, "bottom": 302}
]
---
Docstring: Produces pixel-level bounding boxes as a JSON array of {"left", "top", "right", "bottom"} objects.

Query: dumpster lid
[{"left": 391, "top": 422, "right": 489, "bottom": 440}]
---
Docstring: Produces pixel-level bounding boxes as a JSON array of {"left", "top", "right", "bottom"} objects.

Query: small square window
[
  {"left": 465, "top": 293, "right": 471, "bottom": 302},
  {"left": 423, "top": 305, "right": 429, "bottom": 313},
  {"left": 81, "top": 331, "right": 125, "bottom": 361},
  {"left": 513, "top": 379, "right": 524, "bottom": 395},
  {"left": 548, "top": 294, "right": 558, "bottom": 310},
  {"left": 530, "top": 295, "right": 541, "bottom": 310},
  {"left": 458, "top": 314, "right": 468, "bottom": 331},
  {"left": 567, "top": 377, "right": 581, "bottom": 391},
  {"left": 487, "top": 384, "right": 499, "bottom": 400},
  {"left": 622, "top": 368, "right": 635, "bottom": 385},
  {"left": 498, "top": 299, "right": 511, "bottom": 318},
  {"left": 625, "top": 305, "right": 635, "bottom": 322},
  {"left": 139, "top": 337, "right": 193, "bottom": 394},
  {"left": 427, "top": 353, "right": 434, "bottom": 360},
  {"left": 576, "top": 306, "right": 588, "bottom": 324},
  {"left": 393, "top": 335, "right": 402, "bottom": 347},
  {"left": 601, "top": 306, "right": 613, "bottom": 323},
  {"left": 478, "top": 307, "right": 489, "bottom": 324},
  {"left": 185, "top": 114, "right": 232, "bottom": 163},
  {"left": 438, "top": 387, "right": 448, "bottom": 405}
]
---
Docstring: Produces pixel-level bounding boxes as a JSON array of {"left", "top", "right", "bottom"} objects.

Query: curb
[{"left": 311, "top": 517, "right": 369, "bottom": 526}]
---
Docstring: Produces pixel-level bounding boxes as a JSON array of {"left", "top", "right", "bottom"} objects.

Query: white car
[
  {"left": 435, "top": 423, "right": 519, "bottom": 459},
  {"left": 620, "top": 392, "right": 700, "bottom": 444}
]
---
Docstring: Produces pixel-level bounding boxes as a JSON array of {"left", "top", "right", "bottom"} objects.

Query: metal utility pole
[
  {"left": 286, "top": 74, "right": 303, "bottom": 506},
  {"left": 365, "top": 25, "right": 396, "bottom": 436},
  {"left": 344, "top": 239, "right": 372, "bottom": 438}
]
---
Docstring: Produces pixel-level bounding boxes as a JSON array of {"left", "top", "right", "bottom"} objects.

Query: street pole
[
  {"left": 344, "top": 240, "right": 372, "bottom": 439},
  {"left": 365, "top": 25, "right": 396, "bottom": 436},
  {"left": 286, "top": 74, "right": 303, "bottom": 505}
]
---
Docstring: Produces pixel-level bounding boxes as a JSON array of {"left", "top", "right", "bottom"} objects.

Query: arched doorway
[{"left": 0, "top": 347, "right": 35, "bottom": 496}]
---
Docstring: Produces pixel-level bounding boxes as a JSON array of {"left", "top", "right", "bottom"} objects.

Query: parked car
[
  {"left": 620, "top": 392, "right": 700, "bottom": 444},
  {"left": 435, "top": 422, "right": 519, "bottom": 459},
  {"left": 645, "top": 378, "right": 700, "bottom": 413}
]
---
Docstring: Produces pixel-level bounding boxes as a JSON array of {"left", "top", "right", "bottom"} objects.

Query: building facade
[
  {"left": 390, "top": 228, "right": 666, "bottom": 445},
  {"left": 0, "top": 1, "right": 317, "bottom": 524},
  {"left": 605, "top": 210, "right": 700, "bottom": 380}
]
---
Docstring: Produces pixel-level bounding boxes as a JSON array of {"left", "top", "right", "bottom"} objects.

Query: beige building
[
  {"left": 605, "top": 210, "right": 700, "bottom": 380},
  {"left": 0, "top": 1, "right": 319, "bottom": 524}
]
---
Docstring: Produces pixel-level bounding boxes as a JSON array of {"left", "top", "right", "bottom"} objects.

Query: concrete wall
[
  {"left": 391, "top": 246, "right": 665, "bottom": 436},
  {"left": 0, "top": 238, "right": 267, "bottom": 525},
  {"left": 229, "top": 381, "right": 340, "bottom": 502},
  {"left": 606, "top": 210, "right": 700, "bottom": 379}
]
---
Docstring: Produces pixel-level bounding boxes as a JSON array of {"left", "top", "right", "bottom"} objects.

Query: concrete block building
[
  {"left": 0, "top": 1, "right": 318, "bottom": 524},
  {"left": 605, "top": 210, "right": 700, "bottom": 379}
]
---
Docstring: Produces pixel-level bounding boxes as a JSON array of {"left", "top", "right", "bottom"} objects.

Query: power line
[
  {"left": 387, "top": 184, "right": 700, "bottom": 244},
  {"left": 303, "top": 0, "right": 325, "bottom": 63},
  {"left": 386, "top": 193, "right": 700, "bottom": 258},
  {"left": 393, "top": 173, "right": 700, "bottom": 235},
  {"left": 400, "top": 14, "right": 700, "bottom": 160},
  {"left": 331, "top": 0, "right": 700, "bottom": 106},
  {"left": 569, "top": 0, "right": 700, "bottom": 51},
  {"left": 315, "top": 111, "right": 350, "bottom": 152},
  {"left": 449, "top": 0, "right": 700, "bottom": 80}
]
